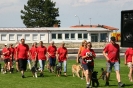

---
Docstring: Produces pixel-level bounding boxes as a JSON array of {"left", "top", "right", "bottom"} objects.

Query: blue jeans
[
  {"left": 58, "top": 60, "right": 67, "bottom": 73},
  {"left": 38, "top": 60, "right": 46, "bottom": 71},
  {"left": 49, "top": 57, "right": 56, "bottom": 66}
]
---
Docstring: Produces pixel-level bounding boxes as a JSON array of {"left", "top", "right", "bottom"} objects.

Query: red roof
[{"left": 70, "top": 24, "right": 118, "bottom": 30}]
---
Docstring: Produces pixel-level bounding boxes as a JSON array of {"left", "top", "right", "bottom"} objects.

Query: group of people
[
  {"left": 76, "top": 36, "right": 128, "bottom": 88},
  {"left": 1, "top": 36, "right": 133, "bottom": 88},
  {"left": 1, "top": 38, "right": 68, "bottom": 78}
]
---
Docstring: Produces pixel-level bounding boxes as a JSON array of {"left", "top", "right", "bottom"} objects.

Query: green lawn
[{"left": 0, "top": 58, "right": 133, "bottom": 88}]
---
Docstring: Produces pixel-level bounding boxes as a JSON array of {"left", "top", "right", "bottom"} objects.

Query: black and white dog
[
  {"left": 55, "top": 64, "right": 62, "bottom": 77},
  {"left": 91, "top": 71, "right": 99, "bottom": 87},
  {"left": 31, "top": 66, "right": 38, "bottom": 78}
]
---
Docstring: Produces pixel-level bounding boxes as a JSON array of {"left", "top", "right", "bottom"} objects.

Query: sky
[{"left": 0, "top": 0, "right": 133, "bottom": 30}]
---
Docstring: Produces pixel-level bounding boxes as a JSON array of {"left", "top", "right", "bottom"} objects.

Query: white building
[{"left": 0, "top": 25, "right": 118, "bottom": 44}]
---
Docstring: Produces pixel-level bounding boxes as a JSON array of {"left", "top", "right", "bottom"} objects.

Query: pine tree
[{"left": 21, "top": 0, "right": 60, "bottom": 27}]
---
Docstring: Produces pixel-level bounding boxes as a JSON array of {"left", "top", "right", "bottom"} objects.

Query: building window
[
  {"left": 33, "top": 34, "right": 38, "bottom": 41},
  {"left": 71, "top": 33, "right": 75, "bottom": 40},
  {"left": 83, "top": 33, "right": 88, "bottom": 39},
  {"left": 40, "top": 34, "right": 45, "bottom": 40},
  {"left": 52, "top": 33, "right": 56, "bottom": 39},
  {"left": 100, "top": 33, "right": 107, "bottom": 42},
  {"left": 1, "top": 34, "right": 7, "bottom": 41},
  {"left": 57, "top": 34, "right": 62, "bottom": 39},
  {"left": 17, "top": 34, "right": 22, "bottom": 41},
  {"left": 9, "top": 34, "right": 15, "bottom": 41},
  {"left": 78, "top": 33, "right": 82, "bottom": 39},
  {"left": 65, "top": 33, "right": 70, "bottom": 40},
  {"left": 25, "top": 34, "right": 30, "bottom": 41},
  {"left": 91, "top": 33, "right": 98, "bottom": 42}
]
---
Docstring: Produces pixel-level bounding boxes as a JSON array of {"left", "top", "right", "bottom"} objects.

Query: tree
[{"left": 21, "top": 0, "right": 60, "bottom": 27}]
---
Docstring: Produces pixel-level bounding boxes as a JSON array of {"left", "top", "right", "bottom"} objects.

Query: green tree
[{"left": 21, "top": 0, "right": 60, "bottom": 27}]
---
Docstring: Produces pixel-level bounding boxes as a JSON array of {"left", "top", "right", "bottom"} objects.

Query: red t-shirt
[
  {"left": 125, "top": 48, "right": 133, "bottom": 62},
  {"left": 9, "top": 47, "right": 15, "bottom": 55},
  {"left": 37, "top": 46, "right": 47, "bottom": 60},
  {"left": 47, "top": 45, "right": 57, "bottom": 58},
  {"left": 103, "top": 43, "right": 119, "bottom": 62},
  {"left": 81, "top": 49, "right": 96, "bottom": 65},
  {"left": 57, "top": 47, "right": 68, "bottom": 62},
  {"left": 30, "top": 46, "right": 37, "bottom": 60},
  {"left": 2, "top": 47, "right": 11, "bottom": 59},
  {"left": 14, "top": 47, "right": 17, "bottom": 60},
  {"left": 16, "top": 44, "right": 29, "bottom": 59}
]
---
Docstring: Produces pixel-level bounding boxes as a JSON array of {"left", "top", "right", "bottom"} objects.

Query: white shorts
[{"left": 127, "top": 62, "right": 133, "bottom": 68}]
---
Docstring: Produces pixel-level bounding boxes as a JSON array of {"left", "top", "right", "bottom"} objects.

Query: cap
[
  {"left": 4, "top": 43, "right": 7, "bottom": 45},
  {"left": 21, "top": 37, "right": 25, "bottom": 40},
  {"left": 110, "top": 36, "right": 116, "bottom": 41}
]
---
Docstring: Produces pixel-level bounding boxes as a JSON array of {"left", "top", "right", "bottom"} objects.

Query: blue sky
[{"left": 0, "top": 0, "right": 133, "bottom": 30}]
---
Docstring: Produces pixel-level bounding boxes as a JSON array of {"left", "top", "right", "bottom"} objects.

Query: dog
[
  {"left": 91, "top": 71, "right": 99, "bottom": 87},
  {"left": 55, "top": 64, "right": 62, "bottom": 77},
  {"left": 72, "top": 64, "right": 83, "bottom": 78},
  {"left": 31, "top": 66, "right": 38, "bottom": 78}
]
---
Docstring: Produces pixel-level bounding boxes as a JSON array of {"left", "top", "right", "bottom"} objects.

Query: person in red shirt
[
  {"left": 9, "top": 44, "right": 15, "bottom": 69},
  {"left": 124, "top": 47, "right": 133, "bottom": 82},
  {"left": 36, "top": 41, "right": 47, "bottom": 77},
  {"left": 14, "top": 42, "right": 20, "bottom": 72},
  {"left": 16, "top": 38, "right": 29, "bottom": 78},
  {"left": 103, "top": 36, "right": 125, "bottom": 87},
  {"left": 47, "top": 41, "right": 57, "bottom": 72},
  {"left": 29, "top": 42, "right": 38, "bottom": 77},
  {"left": 57, "top": 42, "right": 68, "bottom": 76},
  {"left": 81, "top": 42, "right": 96, "bottom": 88},
  {"left": 2, "top": 43, "right": 11, "bottom": 74}
]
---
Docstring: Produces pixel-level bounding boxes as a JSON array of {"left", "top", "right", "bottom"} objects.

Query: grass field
[{"left": 0, "top": 58, "right": 133, "bottom": 88}]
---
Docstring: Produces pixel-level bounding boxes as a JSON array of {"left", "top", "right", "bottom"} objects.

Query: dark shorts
[
  {"left": 18, "top": 59, "right": 27, "bottom": 71},
  {"left": 49, "top": 57, "right": 56, "bottom": 66},
  {"left": 78, "top": 56, "right": 82, "bottom": 64},
  {"left": 82, "top": 63, "right": 94, "bottom": 72},
  {"left": 4, "top": 59, "right": 10, "bottom": 63}
]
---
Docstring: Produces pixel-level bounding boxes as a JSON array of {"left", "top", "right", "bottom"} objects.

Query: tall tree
[{"left": 21, "top": 0, "right": 60, "bottom": 27}]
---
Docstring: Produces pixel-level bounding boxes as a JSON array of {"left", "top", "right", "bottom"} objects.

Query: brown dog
[{"left": 72, "top": 64, "right": 83, "bottom": 78}]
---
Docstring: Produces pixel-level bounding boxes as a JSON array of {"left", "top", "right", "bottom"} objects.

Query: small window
[
  {"left": 58, "top": 34, "right": 62, "bottom": 39},
  {"left": 33, "top": 34, "right": 38, "bottom": 41},
  {"left": 83, "top": 33, "right": 88, "bottom": 39},
  {"left": 40, "top": 34, "right": 45, "bottom": 40},
  {"left": 52, "top": 34, "right": 56, "bottom": 39},
  {"left": 25, "top": 34, "right": 30, "bottom": 41},
  {"left": 71, "top": 33, "right": 75, "bottom": 40},
  {"left": 9, "top": 34, "right": 15, "bottom": 41},
  {"left": 1, "top": 34, "right": 7, "bottom": 41},
  {"left": 65, "top": 33, "right": 70, "bottom": 40},
  {"left": 17, "top": 34, "right": 22, "bottom": 41},
  {"left": 78, "top": 33, "right": 82, "bottom": 39}
]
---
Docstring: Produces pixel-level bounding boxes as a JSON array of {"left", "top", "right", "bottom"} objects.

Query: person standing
[
  {"left": 47, "top": 41, "right": 57, "bottom": 72},
  {"left": 103, "top": 36, "right": 125, "bottom": 87},
  {"left": 81, "top": 42, "right": 96, "bottom": 88},
  {"left": 29, "top": 42, "right": 38, "bottom": 77},
  {"left": 2, "top": 44, "right": 11, "bottom": 73},
  {"left": 16, "top": 38, "right": 29, "bottom": 78},
  {"left": 77, "top": 40, "right": 87, "bottom": 63},
  {"left": 57, "top": 42, "right": 68, "bottom": 76},
  {"left": 124, "top": 47, "right": 133, "bottom": 82},
  {"left": 36, "top": 41, "right": 47, "bottom": 77},
  {"left": 9, "top": 44, "right": 15, "bottom": 70}
]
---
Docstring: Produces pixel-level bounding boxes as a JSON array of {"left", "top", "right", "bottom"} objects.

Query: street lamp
[
  {"left": 89, "top": 18, "right": 91, "bottom": 25},
  {"left": 75, "top": 15, "right": 80, "bottom": 25}
]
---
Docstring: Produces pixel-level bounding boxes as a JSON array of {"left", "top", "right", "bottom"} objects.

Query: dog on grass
[
  {"left": 72, "top": 64, "right": 83, "bottom": 78},
  {"left": 91, "top": 71, "right": 99, "bottom": 87},
  {"left": 55, "top": 64, "right": 62, "bottom": 77},
  {"left": 31, "top": 66, "right": 38, "bottom": 78}
]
